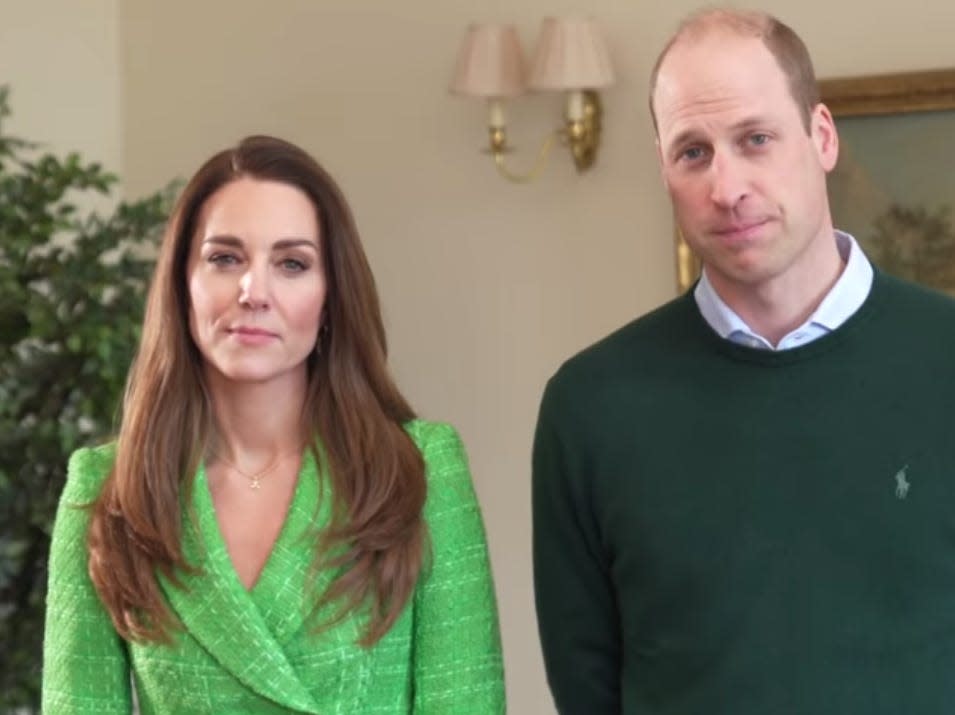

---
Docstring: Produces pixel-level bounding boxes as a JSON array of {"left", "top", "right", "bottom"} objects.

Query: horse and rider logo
[{"left": 894, "top": 465, "right": 910, "bottom": 500}]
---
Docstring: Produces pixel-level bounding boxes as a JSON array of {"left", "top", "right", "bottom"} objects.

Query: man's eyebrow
[
  {"left": 663, "top": 129, "right": 707, "bottom": 160},
  {"left": 730, "top": 117, "right": 772, "bottom": 134},
  {"left": 667, "top": 130, "right": 702, "bottom": 152},
  {"left": 665, "top": 117, "right": 774, "bottom": 155}
]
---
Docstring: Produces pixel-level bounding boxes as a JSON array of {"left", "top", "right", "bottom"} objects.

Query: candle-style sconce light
[{"left": 450, "top": 17, "right": 615, "bottom": 183}]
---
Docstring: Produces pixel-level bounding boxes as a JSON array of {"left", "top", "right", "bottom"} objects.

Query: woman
[{"left": 42, "top": 136, "right": 505, "bottom": 714}]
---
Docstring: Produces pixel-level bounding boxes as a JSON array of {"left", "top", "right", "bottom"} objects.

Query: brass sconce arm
[
  {"left": 450, "top": 18, "right": 614, "bottom": 184},
  {"left": 487, "top": 127, "right": 558, "bottom": 183},
  {"left": 483, "top": 90, "right": 604, "bottom": 183}
]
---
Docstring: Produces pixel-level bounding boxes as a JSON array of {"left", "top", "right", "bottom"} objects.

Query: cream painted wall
[
  {"left": 119, "top": 1, "right": 955, "bottom": 712},
  {"left": 0, "top": 0, "right": 121, "bottom": 179},
  {"left": 4, "top": 0, "right": 952, "bottom": 711},
  {"left": 122, "top": 1, "right": 955, "bottom": 712}
]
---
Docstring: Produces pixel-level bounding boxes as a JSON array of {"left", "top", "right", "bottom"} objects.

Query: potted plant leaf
[{"left": 0, "top": 86, "right": 176, "bottom": 712}]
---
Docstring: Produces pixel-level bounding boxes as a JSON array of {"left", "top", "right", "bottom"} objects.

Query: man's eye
[
  {"left": 681, "top": 146, "right": 706, "bottom": 162},
  {"left": 749, "top": 133, "right": 770, "bottom": 146}
]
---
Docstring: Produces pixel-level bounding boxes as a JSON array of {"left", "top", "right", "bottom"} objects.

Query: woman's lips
[{"left": 228, "top": 326, "right": 278, "bottom": 345}]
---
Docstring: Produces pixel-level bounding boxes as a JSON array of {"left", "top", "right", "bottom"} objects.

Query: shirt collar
[
  {"left": 807, "top": 230, "right": 873, "bottom": 330},
  {"left": 693, "top": 230, "right": 874, "bottom": 349}
]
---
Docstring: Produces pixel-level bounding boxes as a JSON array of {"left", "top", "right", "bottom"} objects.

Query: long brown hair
[{"left": 88, "top": 135, "right": 426, "bottom": 646}]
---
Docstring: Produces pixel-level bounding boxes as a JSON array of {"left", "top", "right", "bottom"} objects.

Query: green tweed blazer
[{"left": 42, "top": 420, "right": 505, "bottom": 714}]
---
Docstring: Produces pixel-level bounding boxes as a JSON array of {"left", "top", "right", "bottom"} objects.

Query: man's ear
[{"left": 811, "top": 102, "right": 839, "bottom": 173}]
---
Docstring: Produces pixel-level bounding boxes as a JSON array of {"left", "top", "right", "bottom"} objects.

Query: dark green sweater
[{"left": 533, "top": 271, "right": 955, "bottom": 714}]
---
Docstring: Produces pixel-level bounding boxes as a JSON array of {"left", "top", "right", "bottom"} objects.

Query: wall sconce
[{"left": 450, "top": 17, "right": 614, "bottom": 183}]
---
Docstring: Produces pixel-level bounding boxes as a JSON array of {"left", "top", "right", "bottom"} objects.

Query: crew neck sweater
[{"left": 533, "top": 270, "right": 955, "bottom": 714}]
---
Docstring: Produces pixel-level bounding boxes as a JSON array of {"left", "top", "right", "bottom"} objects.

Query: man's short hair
[{"left": 649, "top": 8, "right": 820, "bottom": 134}]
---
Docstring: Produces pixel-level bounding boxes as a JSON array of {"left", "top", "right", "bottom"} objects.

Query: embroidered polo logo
[{"left": 894, "top": 465, "right": 910, "bottom": 499}]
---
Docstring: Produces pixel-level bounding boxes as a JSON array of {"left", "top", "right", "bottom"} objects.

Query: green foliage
[{"left": 0, "top": 86, "right": 176, "bottom": 712}]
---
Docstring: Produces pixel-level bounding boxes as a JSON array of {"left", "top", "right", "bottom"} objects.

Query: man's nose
[{"left": 708, "top": 152, "right": 748, "bottom": 209}]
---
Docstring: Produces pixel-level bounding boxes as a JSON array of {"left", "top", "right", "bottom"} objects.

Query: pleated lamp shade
[
  {"left": 528, "top": 17, "right": 614, "bottom": 91},
  {"left": 449, "top": 23, "right": 527, "bottom": 98}
]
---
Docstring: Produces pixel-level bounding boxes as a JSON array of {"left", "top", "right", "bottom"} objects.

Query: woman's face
[{"left": 186, "top": 176, "right": 327, "bottom": 388}]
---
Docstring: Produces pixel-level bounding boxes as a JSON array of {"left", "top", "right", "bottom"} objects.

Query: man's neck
[{"left": 707, "top": 231, "right": 846, "bottom": 347}]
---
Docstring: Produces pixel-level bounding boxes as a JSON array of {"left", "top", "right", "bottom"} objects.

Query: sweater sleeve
[
  {"left": 409, "top": 421, "right": 506, "bottom": 714},
  {"left": 533, "top": 378, "right": 621, "bottom": 714},
  {"left": 42, "top": 446, "right": 132, "bottom": 715}
]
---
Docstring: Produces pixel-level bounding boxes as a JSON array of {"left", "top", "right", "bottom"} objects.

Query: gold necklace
[{"left": 214, "top": 450, "right": 300, "bottom": 490}]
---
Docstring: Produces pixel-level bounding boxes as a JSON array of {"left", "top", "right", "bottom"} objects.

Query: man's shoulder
[
  {"left": 876, "top": 271, "right": 955, "bottom": 313},
  {"left": 868, "top": 271, "right": 955, "bottom": 342},
  {"left": 549, "top": 292, "right": 699, "bottom": 391}
]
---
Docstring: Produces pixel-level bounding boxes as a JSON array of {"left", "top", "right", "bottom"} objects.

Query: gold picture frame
[{"left": 673, "top": 68, "right": 955, "bottom": 293}]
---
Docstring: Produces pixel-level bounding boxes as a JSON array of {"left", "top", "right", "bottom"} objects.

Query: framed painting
[{"left": 673, "top": 68, "right": 955, "bottom": 293}]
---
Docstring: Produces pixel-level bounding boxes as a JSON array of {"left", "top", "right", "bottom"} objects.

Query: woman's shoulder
[
  {"left": 62, "top": 442, "right": 116, "bottom": 504},
  {"left": 402, "top": 418, "right": 464, "bottom": 453},
  {"left": 402, "top": 419, "right": 478, "bottom": 508},
  {"left": 402, "top": 419, "right": 473, "bottom": 475},
  {"left": 48, "top": 444, "right": 115, "bottom": 567}
]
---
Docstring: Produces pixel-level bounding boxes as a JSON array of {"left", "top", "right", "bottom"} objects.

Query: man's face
[{"left": 653, "top": 32, "right": 838, "bottom": 297}]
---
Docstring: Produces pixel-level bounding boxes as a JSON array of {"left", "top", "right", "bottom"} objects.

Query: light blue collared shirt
[{"left": 694, "top": 230, "right": 874, "bottom": 350}]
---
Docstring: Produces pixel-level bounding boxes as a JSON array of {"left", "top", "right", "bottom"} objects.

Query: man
[{"left": 533, "top": 8, "right": 955, "bottom": 714}]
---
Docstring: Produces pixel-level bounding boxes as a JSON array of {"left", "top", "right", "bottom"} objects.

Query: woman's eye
[
  {"left": 280, "top": 258, "right": 308, "bottom": 272},
  {"left": 208, "top": 253, "right": 239, "bottom": 267}
]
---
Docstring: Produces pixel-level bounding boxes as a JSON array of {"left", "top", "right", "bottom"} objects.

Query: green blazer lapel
[
  {"left": 160, "top": 463, "right": 321, "bottom": 715},
  {"left": 247, "top": 450, "right": 378, "bottom": 713},
  {"left": 250, "top": 451, "right": 322, "bottom": 644}
]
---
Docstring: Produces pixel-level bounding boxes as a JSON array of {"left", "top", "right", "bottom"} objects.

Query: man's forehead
[
  {"left": 657, "top": 31, "right": 770, "bottom": 88},
  {"left": 653, "top": 33, "right": 788, "bottom": 129},
  {"left": 656, "top": 77, "right": 766, "bottom": 127}
]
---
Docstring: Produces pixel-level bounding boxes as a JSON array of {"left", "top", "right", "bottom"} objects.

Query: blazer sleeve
[
  {"left": 410, "top": 422, "right": 506, "bottom": 714},
  {"left": 42, "top": 446, "right": 132, "bottom": 715}
]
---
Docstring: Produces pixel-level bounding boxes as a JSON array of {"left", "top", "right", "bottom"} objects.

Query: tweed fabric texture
[{"left": 43, "top": 420, "right": 505, "bottom": 714}]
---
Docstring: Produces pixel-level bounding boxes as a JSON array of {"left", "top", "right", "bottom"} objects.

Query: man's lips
[{"left": 711, "top": 218, "right": 772, "bottom": 241}]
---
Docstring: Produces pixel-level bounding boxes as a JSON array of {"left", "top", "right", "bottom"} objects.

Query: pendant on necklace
[{"left": 250, "top": 478, "right": 262, "bottom": 490}]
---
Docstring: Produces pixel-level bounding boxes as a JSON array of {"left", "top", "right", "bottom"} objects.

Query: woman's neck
[{"left": 204, "top": 367, "right": 308, "bottom": 466}]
